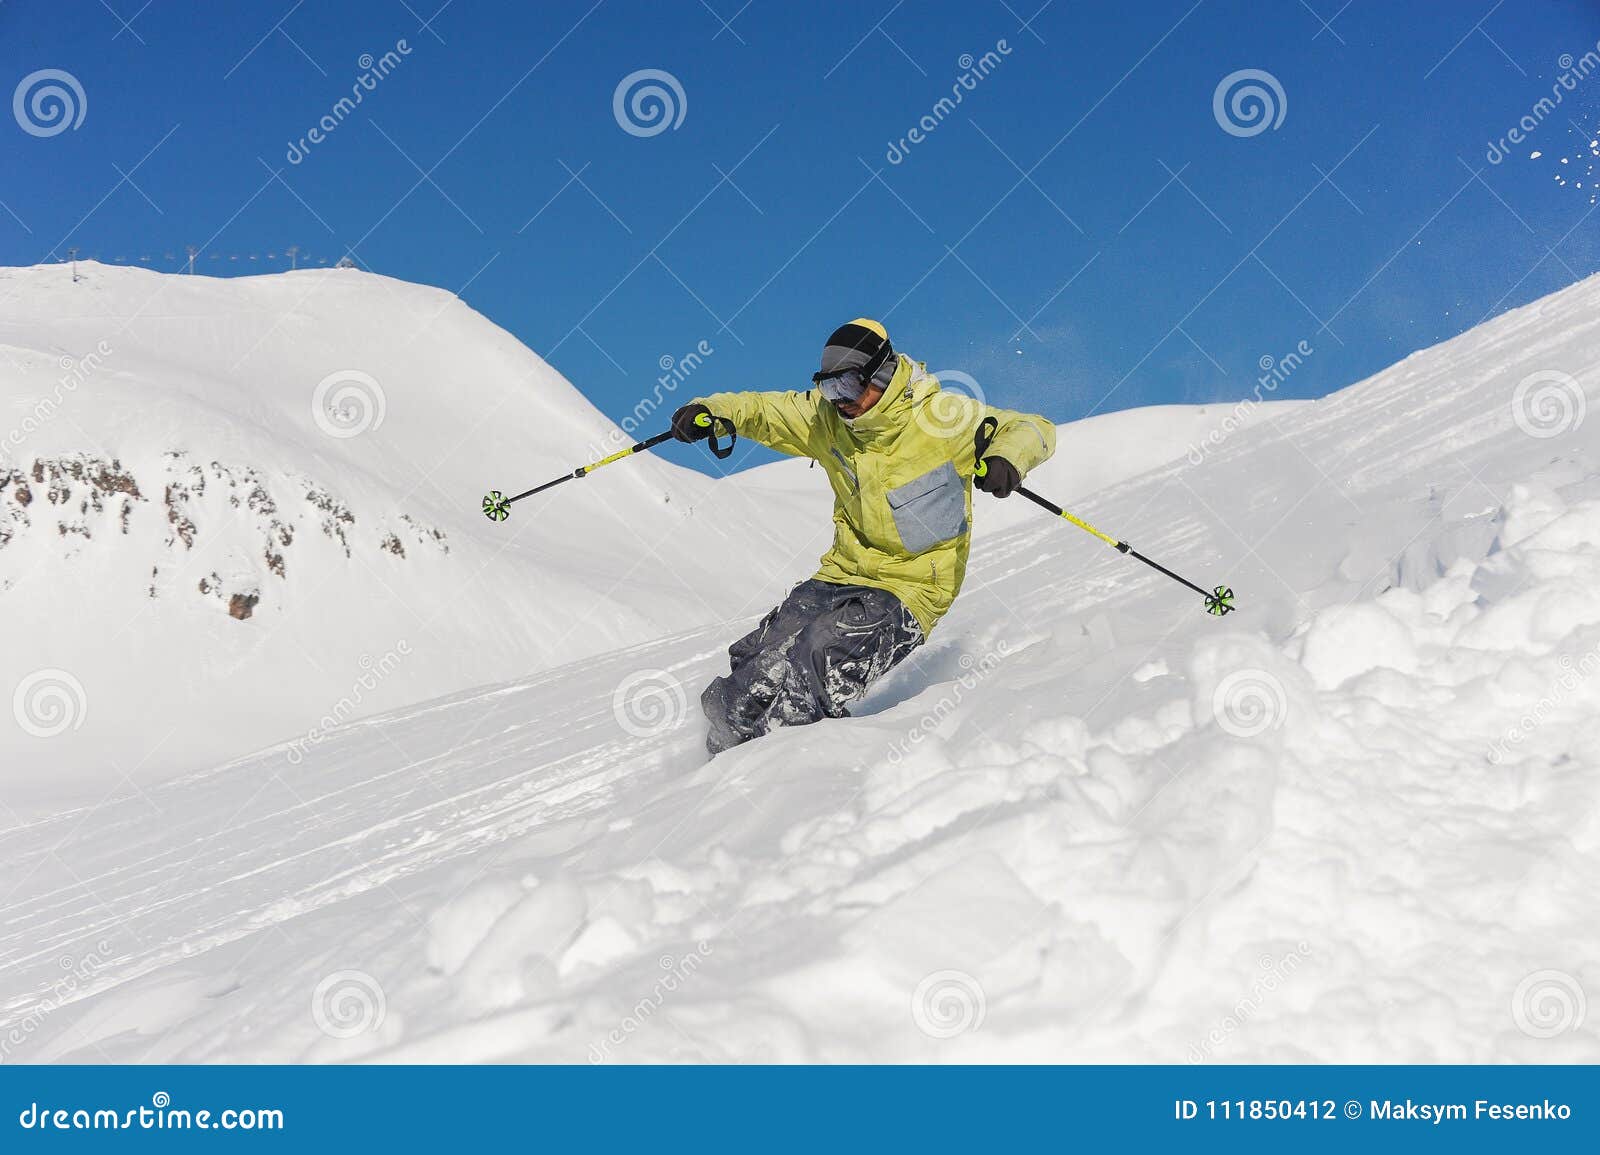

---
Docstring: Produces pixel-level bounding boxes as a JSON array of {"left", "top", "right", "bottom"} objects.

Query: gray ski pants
[{"left": 701, "top": 578, "right": 924, "bottom": 755}]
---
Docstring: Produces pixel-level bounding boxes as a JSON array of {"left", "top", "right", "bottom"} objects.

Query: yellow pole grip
[
  {"left": 583, "top": 446, "right": 636, "bottom": 473},
  {"left": 1059, "top": 509, "right": 1122, "bottom": 549}
]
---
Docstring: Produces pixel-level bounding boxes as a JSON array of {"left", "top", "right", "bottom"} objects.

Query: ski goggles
[{"left": 812, "top": 366, "right": 868, "bottom": 403}]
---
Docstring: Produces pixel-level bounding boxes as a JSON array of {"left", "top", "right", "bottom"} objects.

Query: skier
[{"left": 672, "top": 318, "right": 1057, "bottom": 754}]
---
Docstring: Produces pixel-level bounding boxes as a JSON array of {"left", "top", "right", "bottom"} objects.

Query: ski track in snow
[
  {"left": 4, "top": 276, "right": 1600, "bottom": 1063},
  {"left": 0, "top": 634, "right": 727, "bottom": 1022}
]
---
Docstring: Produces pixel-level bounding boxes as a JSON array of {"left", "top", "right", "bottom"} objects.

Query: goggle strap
[
  {"left": 858, "top": 342, "right": 893, "bottom": 385},
  {"left": 811, "top": 342, "right": 894, "bottom": 388}
]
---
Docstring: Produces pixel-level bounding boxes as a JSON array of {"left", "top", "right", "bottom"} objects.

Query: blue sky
[{"left": 4, "top": 0, "right": 1598, "bottom": 472}]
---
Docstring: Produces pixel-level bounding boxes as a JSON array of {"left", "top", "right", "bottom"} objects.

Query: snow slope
[
  {"left": 0, "top": 261, "right": 1292, "bottom": 808},
  {"left": 4, "top": 273, "right": 1599, "bottom": 1064},
  {"left": 0, "top": 263, "right": 809, "bottom": 805}
]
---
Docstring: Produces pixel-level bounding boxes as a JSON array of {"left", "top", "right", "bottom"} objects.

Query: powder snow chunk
[
  {"left": 1523, "top": 500, "right": 1600, "bottom": 553},
  {"left": 1300, "top": 603, "right": 1419, "bottom": 690},
  {"left": 1529, "top": 583, "right": 1600, "bottom": 644},
  {"left": 424, "top": 876, "right": 524, "bottom": 976},
  {"left": 30, "top": 970, "right": 233, "bottom": 1061},
  {"left": 1418, "top": 558, "right": 1480, "bottom": 621},
  {"left": 1496, "top": 483, "right": 1567, "bottom": 550},
  {"left": 1189, "top": 633, "right": 1316, "bottom": 741},
  {"left": 559, "top": 915, "right": 642, "bottom": 976},
  {"left": 454, "top": 880, "right": 588, "bottom": 1012},
  {"left": 1020, "top": 714, "right": 1091, "bottom": 761},
  {"left": 841, "top": 851, "right": 1051, "bottom": 984},
  {"left": 859, "top": 735, "right": 957, "bottom": 810}
]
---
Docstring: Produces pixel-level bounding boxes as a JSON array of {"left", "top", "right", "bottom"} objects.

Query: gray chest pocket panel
[{"left": 886, "top": 461, "right": 967, "bottom": 553}]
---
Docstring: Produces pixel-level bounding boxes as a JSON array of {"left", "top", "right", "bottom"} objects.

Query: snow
[
  {"left": 0, "top": 263, "right": 1279, "bottom": 810},
  {"left": 1298, "top": 602, "right": 1419, "bottom": 689},
  {"left": 2, "top": 265, "right": 1599, "bottom": 1064},
  {"left": 0, "top": 262, "right": 820, "bottom": 807}
]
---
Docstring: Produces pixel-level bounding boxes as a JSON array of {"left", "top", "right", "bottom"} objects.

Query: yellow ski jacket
[{"left": 696, "top": 355, "right": 1056, "bottom": 635}]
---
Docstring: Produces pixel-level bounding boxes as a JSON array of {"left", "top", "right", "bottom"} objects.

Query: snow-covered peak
[
  {"left": 4, "top": 270, "right": 1598, "bottom": 1064},
  {"left": 0, "top": 262, "right": 789, "bottom": 802}
]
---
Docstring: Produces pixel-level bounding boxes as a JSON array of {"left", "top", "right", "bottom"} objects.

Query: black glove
[
  {"left": 671, "top": 402, "right": 712, "bottom": 443},
  {"left": 975, "top": 456, "right": 1021, "bottom": 498}
]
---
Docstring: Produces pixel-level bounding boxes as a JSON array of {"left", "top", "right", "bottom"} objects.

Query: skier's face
[{"left": 833, "top": 380, "right": 885, "bottom": 420}]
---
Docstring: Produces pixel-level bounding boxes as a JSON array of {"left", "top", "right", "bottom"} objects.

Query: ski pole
[
  {"left": 482, "top": 412, "right": 735, "bottom": 522},
  {"left": 974, "top": 417, "right": 1234, "bottom": 616}
]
